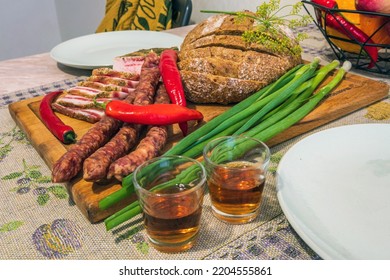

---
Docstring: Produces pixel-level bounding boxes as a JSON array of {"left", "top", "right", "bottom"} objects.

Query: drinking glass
[
  {"left": 203, "top": 136, "right": 270, "bottom": 224},
  {"left": 133, "top": 155, "right": 206, "bottom": 253}
]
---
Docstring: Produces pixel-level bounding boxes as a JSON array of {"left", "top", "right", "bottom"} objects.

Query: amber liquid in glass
[
  {"left": 143, "top": 185, "right": 202, "bottom": 252},
  {"left": 207, "top": 161, "right": 265, "bottom": 221}
]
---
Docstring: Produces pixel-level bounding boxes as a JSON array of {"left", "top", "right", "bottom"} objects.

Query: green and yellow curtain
[{"left": 96, "top": 0, "right": 173, "bottom": 32}]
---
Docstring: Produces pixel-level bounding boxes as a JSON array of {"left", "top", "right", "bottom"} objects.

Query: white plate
[
  {"left": 50, "top": 31, "right": 184, "bottom": 69},
  {"left": 276, "top": 124, "right": 390, "bottom": 259}
]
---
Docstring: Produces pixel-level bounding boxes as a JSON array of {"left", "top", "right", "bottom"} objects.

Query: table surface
[{"left": 0, "top": 24, "right": 389, "bottom": 260}]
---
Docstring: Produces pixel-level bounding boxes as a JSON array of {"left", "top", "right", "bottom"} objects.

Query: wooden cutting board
[{"left": 8, "top": 71, "right": 389, "bottom": 223}]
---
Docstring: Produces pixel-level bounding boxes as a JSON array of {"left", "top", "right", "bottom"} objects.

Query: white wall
[
  {"left": 54, "top": 0, "right": 105, "bottom": 41},
  {"left": 191, "top": 0, "right": 306, "bottom": 24},
  {"left": 0, "top": 0, "right": 305, "bottom": 61},
  {"left": 0, "top": 0, "right": 105, "bottom": 61},
  {"left": 192, "top": 0, "right": 261, "bottom": 23},
  {"left": 0, "top": 0, "right": 60, "bottom": 61}
]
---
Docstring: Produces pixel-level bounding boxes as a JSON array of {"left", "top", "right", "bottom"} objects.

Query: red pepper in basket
[
  {"left": 312, "top": 0, "right": 336, "bottom": 8},
  {"left": 103, "top": 100, "right": 203, "bottom": 126},
  {"left": 311, "top": 0, "right": 378, "bottom": 68},
  {"left": 39, "top": 91, "right": 76, "bottom": 144},
  {"left": 159, "top": 49, "right": 189, "bottom": 136}
]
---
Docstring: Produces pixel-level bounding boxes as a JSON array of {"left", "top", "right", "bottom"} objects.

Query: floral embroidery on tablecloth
[
  {"left": 0, "top": 221, "right": 24, "bottom": 232},
  {"left": 0, "top": 126, "right": 30, "bottom": 162},
  {"left": 115, "top": 225, "right": 149, "bottom": 255},
  {"left": 32, "top": 219, "right": 83, "bottom": 259},
  {"left": 203, "top": 216, "right": 320, "bottom": 260},
  {"left": 2, "top": 159, "right": 68, "bottom": 205}
]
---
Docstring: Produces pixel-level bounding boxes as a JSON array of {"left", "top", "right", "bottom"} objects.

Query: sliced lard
[
  {"left": 86, "top": 76, "right": 139, "bottom": 88},
  {"left": 113, "top": 56, "right": 145, "bottom": 74},
  {"left": 92, "top": 68, "right": 140, "bottom": 80},
  {"left": 55, "top": 94, "right": 116, "bottom": 109},
  {"left": 67, "top": 86, "right": 129, "bottom": 99},
  {"left": 78, "top": 81, "right": 136, "bottom": 94},
  {"left": 52, "top": 103, "right": 105, "bottom": 123}
]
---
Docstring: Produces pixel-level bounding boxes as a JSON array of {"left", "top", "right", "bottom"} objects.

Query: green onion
[
  {"left": 239, "top": 59, "right": 341, "bottom": 137},
  {"left": 247, "top": 61, "right": 351, "bottom": 142},
  {"left": 104, "top": 201, "right": 141, "bottom": 231}
]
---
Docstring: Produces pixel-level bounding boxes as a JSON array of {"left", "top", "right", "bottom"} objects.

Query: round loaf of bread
[{"left": 178, "top": 13, "right": 302, "bottom": 104}]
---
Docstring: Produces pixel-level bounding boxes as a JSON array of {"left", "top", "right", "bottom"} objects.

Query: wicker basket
[{"left": 301, "top": 0, "right": 389, "bottom": 75}]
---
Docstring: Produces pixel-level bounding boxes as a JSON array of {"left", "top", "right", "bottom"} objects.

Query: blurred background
[{"left": 0, "top": 0, "right": 305, "bottom": 61}]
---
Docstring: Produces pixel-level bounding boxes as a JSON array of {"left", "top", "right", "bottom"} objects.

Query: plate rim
[
  {"left": 50, "top": 30, "right": 184, "bottom": 69},
  {"left": 276, "top": 123, "right": 390, "bottom": 260}
]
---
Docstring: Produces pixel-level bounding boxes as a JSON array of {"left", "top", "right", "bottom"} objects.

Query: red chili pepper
[
  {"left": 312, "top": 0, "right": 336, "bottom": 8},
  {"left": 103, "top": 100, "right": 203, "bottom": 125},
  {"left": 312, "top": 0, "right": 378, "bottom": 68},
  {"left": 159, "top": 49, "right": 189, "bottom": 136},
  {"left": 39, "top": 91, "right": 76, "bottom": 144}
]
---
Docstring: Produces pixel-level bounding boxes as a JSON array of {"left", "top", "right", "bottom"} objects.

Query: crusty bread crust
[
  {"left": 180, "top": 70, "right": 266, "bottom": 104},
  {"left": 178, "top": 13, "right": 302, "bottom": 104}
]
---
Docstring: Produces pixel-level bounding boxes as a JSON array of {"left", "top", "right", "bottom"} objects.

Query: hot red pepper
[
  {"left": 312, "top": 0, "right": 336, "bottom": 8},
  {"left": 103, "top": 100, "right": 203, "bottom": 125},
  {"left": 159, "top": 49, "right": 189, "bottom": 136},
  {"left": 312, "top": 0, "right": 378, "bottom": 68},
  {"left": 39, "top": 91, "right": 76, "bottom": 144}
]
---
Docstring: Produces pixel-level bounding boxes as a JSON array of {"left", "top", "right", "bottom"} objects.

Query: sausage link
[
  {"left": 82, "top": 124, "right": 138, "bottom": 182},
  {"left": 51, "top": 116, "right": 122, "bottom": 182},
  {"left": 107, "top": 126, "right": 169, "bottom": 181},
  {"left": 132, "top": 52, "right": 160, "bottom": 106},
  {"left": 107, "top": 82, "right": 170, "bottom": 181},
  {"left": 82, "top": 52, "right": 161, "bottom": 182}
]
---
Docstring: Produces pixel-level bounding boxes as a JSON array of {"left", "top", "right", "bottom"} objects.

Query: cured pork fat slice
[
  {"left": 113, "top": 56, "right": 145, "bottom": 73},
  {"left": 67, "top": 86, "right": 129, "bottom": 99},
  {"left": 51, "top": 103, "right": 104, "bottom": 123},
  {"left": 78, "top": 81, "right": 136, "bottom": 94},
  {"left": 55, "top": 94, "right": 115, "bottom": 109},
  {"left": 86, "top": 76, "right": 139, "bottom": 88},
  {"left": 52, "top": 65, "right": 142, "bottom": 122}
]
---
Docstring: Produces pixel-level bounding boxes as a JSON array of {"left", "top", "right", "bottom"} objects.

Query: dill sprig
[{"left": 201, "top": 0, "right": 311, "bottom": 56}]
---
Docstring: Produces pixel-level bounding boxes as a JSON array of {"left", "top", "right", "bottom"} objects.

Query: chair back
[{"left": 172, "top": 0, "right": 192, "bottom": 28}]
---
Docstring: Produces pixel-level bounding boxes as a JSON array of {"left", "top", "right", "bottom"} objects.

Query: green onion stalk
[{"left": 248, "top": 61, "right": 352, "bottom": 143}]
